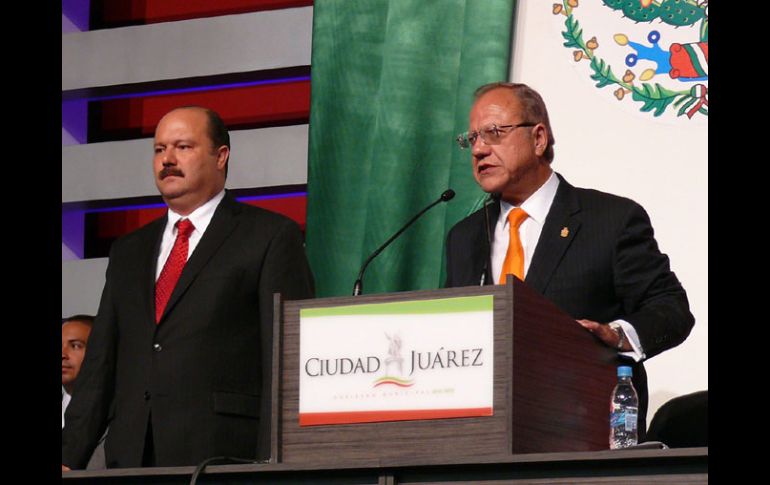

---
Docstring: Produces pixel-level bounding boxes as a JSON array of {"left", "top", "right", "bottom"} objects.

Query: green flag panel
[{"left": 307, "top": 0, "right": 515, "bottom": 297}]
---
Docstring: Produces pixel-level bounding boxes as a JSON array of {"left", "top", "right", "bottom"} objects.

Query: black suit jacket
[
  {"left": 62, "top": 193, "right": 315, "bottom": 468},
  {"left": 445, "top": 174, "right": 694, "bottom": 432}
]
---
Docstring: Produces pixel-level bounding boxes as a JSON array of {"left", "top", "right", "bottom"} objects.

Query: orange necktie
[{"left": 499, "top": 208, "right": 529, "bottom": 284}]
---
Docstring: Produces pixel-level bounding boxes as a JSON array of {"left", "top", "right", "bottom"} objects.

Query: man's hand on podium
[
  {"left": 577, "top": 319, "right": 631, "bottom": 352},
  {"left": 62, "top": 465, "right": 70, "bottom": 472}
]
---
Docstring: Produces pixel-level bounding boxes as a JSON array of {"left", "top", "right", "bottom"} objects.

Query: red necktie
[
  {"left": 499, "top": 208, "right": 529, "bottom": 284},
  {"left": 155, "top": 219, "right": 195, "bottom": 323}
]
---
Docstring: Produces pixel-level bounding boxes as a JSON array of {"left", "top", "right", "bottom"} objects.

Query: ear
[
  {"left": 532, "top": 123, "right": 548, "bottom": 157},
  {"left": 216, "top": 145, "right": 229, "bottom": 171}
]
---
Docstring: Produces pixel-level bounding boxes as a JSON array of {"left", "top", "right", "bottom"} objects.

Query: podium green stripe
[{"left": 300, "top": 295, "right": 493, "bottom": 317}]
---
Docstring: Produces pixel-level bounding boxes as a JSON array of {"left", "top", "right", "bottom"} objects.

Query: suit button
[
  {"left": 153, "top": 343, "right": 162, "bottom": 352},
  {"left": 144, "top": 391, "right": 151, "bottom": 401}
]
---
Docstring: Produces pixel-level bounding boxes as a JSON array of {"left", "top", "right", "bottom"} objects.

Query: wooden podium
[
  {"left": 271, "top": 278, "right": 618, "bottom": 467},
  {"left": 63, "top": 279, "right": 708, "bottom": 484}
]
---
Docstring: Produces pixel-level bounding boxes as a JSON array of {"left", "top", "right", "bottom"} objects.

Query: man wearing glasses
[{"left": 444, "top": 82, "right": 694, "bottom": 436}]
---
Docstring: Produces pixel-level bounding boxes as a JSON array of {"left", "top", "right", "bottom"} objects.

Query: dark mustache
[{"left": 160, "top": 167, "right": 184, "bottom": 179}]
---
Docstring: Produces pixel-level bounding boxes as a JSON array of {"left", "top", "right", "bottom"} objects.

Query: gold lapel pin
[{"left": 560, "top": 227, "right": 569, "bottom": 238}]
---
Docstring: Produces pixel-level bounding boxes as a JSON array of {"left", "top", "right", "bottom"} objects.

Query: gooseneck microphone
[
  {"left": 480, "top": 192, "right": 501, "bottom": 286},
  {"left": 352, "top": 189, "right": 456, "bottom": 296}
]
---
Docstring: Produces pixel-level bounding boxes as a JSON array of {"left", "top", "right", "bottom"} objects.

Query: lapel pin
[{"left": 560, "top": 227, "right": 569, "bottom": 238}]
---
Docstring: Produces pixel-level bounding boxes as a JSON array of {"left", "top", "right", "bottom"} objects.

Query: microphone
[
  {"left": 353, "top": 189, "right": 456, "bottom": 296},
  {"left": 480, "top": 192, "right": 500, "bottom": 286}
]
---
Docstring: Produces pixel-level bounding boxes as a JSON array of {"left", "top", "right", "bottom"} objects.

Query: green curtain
[{"left": 306, "top": 0, "right": 515, "bottom": 297}]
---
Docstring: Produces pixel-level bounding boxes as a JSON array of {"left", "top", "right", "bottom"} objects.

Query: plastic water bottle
[{"left": 609, "top": 365, "right": 638, "bottom": 449}]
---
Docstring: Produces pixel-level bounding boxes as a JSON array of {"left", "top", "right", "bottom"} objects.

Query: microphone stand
[
  {"left": 480, "top": 192, "right": 500, "bottom": 286},
  {"left": 353, "top": 190, "right": 455, "bottom": 296}
]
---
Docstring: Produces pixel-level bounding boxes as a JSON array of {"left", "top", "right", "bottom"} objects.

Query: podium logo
[
  {"left": 372, "top": 334, "right": 486, "bottom": 388},
  {"left": 373, "top": 333, "right": 415, "bottom": 388},
  {"left": 301, "top": 332, "right": 487, "bottom": 385}
]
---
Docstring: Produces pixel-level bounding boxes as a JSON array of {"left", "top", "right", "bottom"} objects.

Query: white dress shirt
[
  {"left": 155, "top": 190, "right": 226, "bottom": 281},
  {"left": 491, "top": 171, "right": 644, "bottom": 361},
  {"left": 62, "top": 386, "right": 71, "bottom": 429}
]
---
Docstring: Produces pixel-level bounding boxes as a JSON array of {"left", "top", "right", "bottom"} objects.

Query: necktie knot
[
  {"left": 176, "top": 219, "right": 195, "bottom": 239},
  {"left": 507, "top": 208, "right": 528, "bottom": 229}
]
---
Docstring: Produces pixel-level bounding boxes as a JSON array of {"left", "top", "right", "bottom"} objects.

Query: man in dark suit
[
  {"left": 62, "top": 106, "right": 315, "bottom": 469},
  {"left": 445, "top": 83, "right": 694, "bottom": 434}
]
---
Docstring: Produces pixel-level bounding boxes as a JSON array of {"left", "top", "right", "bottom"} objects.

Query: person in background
[{"left": 62, "top": 315, "right": 105, "bottom": 469}]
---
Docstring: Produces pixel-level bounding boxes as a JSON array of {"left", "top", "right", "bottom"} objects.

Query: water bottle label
[
  {"left": 624, "top": 409, "right": 637, "bottom": 431},
  {"left": 610, "top": 409, "right": 638, "bottom": 431}
]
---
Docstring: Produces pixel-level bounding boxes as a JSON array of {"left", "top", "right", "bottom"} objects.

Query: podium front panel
[
  {"left": 272, "top": 280, "right": 616, "bottom": 468},
  {"left": 277, "top": 285, "right": 514, "bottom": 467}
]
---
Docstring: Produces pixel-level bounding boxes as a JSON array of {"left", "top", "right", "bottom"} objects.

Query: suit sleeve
[
  {"left": 613, "top": 203, "right": 694, "bottom": 359},
  {"left": 62, "top": 250, "right": 119, "bottom": 469},
  {"left": 255, "top": 219, "right": 315, "bottom": 458}
]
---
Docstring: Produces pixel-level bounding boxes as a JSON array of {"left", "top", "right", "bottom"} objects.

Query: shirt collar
[
  {"left": 499, "top": 171, "right": 560, "bottom": 225},
  {"left": 166, "top": 189, "right": 226, "bottom": 234}
]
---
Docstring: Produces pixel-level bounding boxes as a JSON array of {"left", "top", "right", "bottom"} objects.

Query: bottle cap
[{"left": 618, "top": 366, "right": 632, "bottom": 377}]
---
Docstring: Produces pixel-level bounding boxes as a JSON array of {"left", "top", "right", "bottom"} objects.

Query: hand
[
  {"left": 62, "top": 465, "right": 71, "bottom": 472},
  {"left": 577, "top": 319, "right": 630, "bottom": 351}
]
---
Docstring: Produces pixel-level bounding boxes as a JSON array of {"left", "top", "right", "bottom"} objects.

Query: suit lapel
[
  {"left": 157, "top": 194, "right": 242, "bottom": 324},
  {"left": 525, "top": 174, "right": 581, "bottom": 294}
]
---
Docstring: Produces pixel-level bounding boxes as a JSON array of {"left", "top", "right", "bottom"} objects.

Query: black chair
[{"left": 645, "top": 390, "right": 708, "bottom": 448}]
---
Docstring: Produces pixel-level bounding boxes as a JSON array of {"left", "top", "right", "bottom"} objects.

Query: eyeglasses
[{"left": 456, "top": 122, "right": 536, "bottom": 149}]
